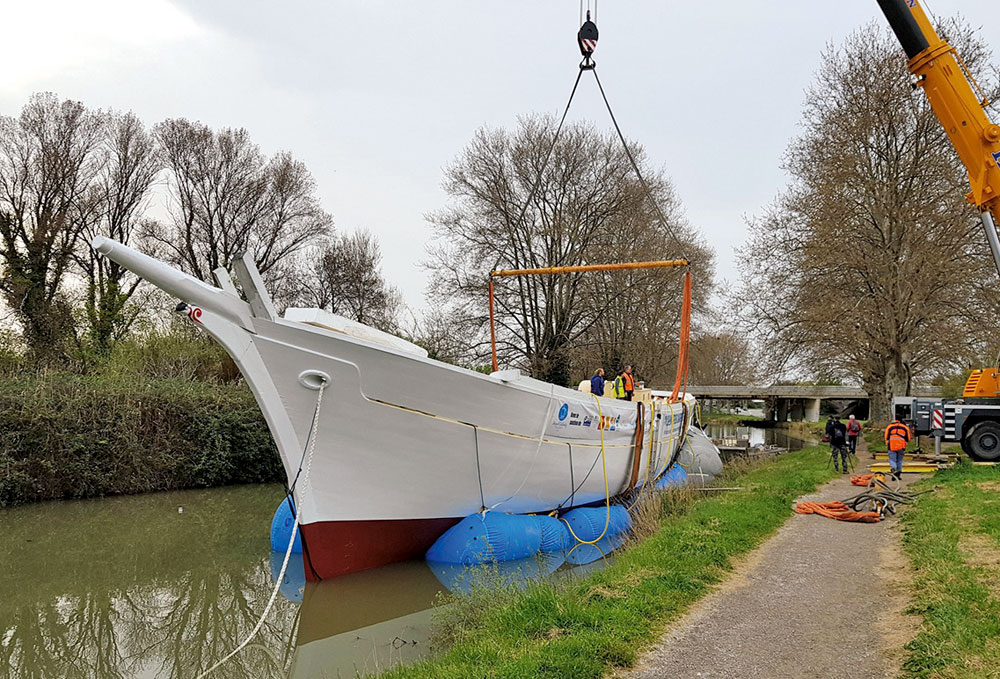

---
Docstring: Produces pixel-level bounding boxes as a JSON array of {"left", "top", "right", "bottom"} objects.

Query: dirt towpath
[{"left": 622, "top": 461, "right": 918, "bottom": 679}]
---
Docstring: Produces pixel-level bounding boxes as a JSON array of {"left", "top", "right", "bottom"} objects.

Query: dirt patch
[
  {"left": 976, "top": 481, "right": 1000, "bottom": 492},
  {"left": 875, "top": 529, "right": 920, "bottom": 678},
  {"left": 958, "top": 533, "right": 1000, "bottom": 568},
  {"left": 959, "top": 530, "right": 1000, "bottom": 602}
]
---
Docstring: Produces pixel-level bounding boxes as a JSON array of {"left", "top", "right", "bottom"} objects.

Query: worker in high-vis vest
[
  {"left": 612, "top": 371, "right": 626, "bottom": 399},
  {"left": 622, "top": 366, "right": 635, "bottom": 401},
  {"left": 884, "top": 419, "right": 911, "bottom": 480}
]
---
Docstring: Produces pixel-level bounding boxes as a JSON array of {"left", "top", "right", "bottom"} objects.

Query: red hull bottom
[{"left": 300, "top": 517, "right": 461, "bottom": 580}]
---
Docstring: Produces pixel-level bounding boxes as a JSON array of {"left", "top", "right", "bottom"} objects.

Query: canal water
[
  {"left": 702, "top": 423, "right": 816, "bottom": 452},
  {"left": 0, "top": 484, "right": 622, "bottom": 678}
]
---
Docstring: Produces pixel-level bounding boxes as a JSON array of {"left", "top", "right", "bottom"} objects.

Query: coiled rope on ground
[{"left": 795, "top": 474, "right": 935, "bottom": 523}]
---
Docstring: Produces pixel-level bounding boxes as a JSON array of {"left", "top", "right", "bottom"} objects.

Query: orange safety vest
[
  {"left": 884, "top": 421, "right": 910, "bottom": 452},
  {"left": 623, "top": 372, "right": 634, "bottom": 391}
]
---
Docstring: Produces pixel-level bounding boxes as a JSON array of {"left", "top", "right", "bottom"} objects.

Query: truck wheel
[{"left": 966, "top": 421, "right": 1000, "bottom": 461}]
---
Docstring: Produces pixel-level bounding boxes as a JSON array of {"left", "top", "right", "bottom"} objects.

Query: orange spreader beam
[
  {"left": 491, "top": 259, "right": 688, "bottom": 278},
  {"left": 487, "top": 259, "right": 690, "bottom": 372}
]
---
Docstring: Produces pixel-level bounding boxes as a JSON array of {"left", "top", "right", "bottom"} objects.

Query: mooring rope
[{"left": 195, "top": 381, "right": 327, "bottom": 679}]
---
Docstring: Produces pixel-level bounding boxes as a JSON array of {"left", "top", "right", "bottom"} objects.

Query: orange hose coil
[{"left": 794, "top": 500, "right": 881, "bottom": 523}]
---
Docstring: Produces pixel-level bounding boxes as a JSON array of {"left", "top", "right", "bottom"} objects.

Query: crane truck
[{"left": 876, "top": 0, "right": 1000, "bottom": 461}]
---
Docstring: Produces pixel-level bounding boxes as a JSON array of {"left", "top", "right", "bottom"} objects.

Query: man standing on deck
[
  {"left": 590, "top": 368, "right": 606, "bottom": 396},
  {"left": 884, "top": 418, "right": 911, "bottom": 480},
  {"left": 620, "top": 366, "right": 635, "bottom": 401}
]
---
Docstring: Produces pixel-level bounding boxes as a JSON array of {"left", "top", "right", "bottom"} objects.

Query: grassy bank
[
  {"left": 900, "top": 461, "right": 1000, "bottom": 678},
  {"left": 376, "top": 447, "right": 835, "bottom": 679},
  {"left": 0, "top": 371, "right": 280, "bottom": 507}
]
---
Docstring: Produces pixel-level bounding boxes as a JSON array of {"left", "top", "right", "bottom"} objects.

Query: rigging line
[
  {"left": 488, "top": 66, "right": 586, "bottom": 277},
  {"left": 473, "top": 425, "right": 485, "bottom": 510},
  {"left": 489, "top": 397, "right": 556, "bottom": 510},
  {"left": 558, "top": 440, "right": 603, "bottom": 509},
  {"left": 567, "top": 442, "right": 575, "bottom": 507},
  {"left": 590, "top": 67, "right": 689, "bottom": 258}
]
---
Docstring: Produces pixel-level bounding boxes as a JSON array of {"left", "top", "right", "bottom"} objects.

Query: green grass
[
  {"left": 900, "top": 461, "right": 1000, "bottom": 679},
  {"left": 375, "top": 447, "right": 836, "bottom": 679}
]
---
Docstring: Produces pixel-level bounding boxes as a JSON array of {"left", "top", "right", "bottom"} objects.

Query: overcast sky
[{"left": 1, "top": 0, "right": 996, "bottom": 311}]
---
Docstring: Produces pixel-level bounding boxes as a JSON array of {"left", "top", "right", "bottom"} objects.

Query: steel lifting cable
[
  {"left": 590, "top": 68, "right": 687, "bottom": 256},
  {"left": 196, "top": 381, "right": 327, "bottom": 679},
  {"left": 490, "top": 11, "right": 687, "bottom": 284},
  {"left": 487, "top": 67, "right": 586, "bottom": 281}
]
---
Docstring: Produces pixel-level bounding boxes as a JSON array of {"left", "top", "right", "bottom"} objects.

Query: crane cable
[
  {"left": 489, "top": 7, "right": 687, "bottom": 282},
  {"left": 590, "top": 68, "right": 688, "bottom": 256}
]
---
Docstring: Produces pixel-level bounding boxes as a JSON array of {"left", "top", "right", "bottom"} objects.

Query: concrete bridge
[{"left": 684, "top": 385, "right": 944, "bottom": 422}]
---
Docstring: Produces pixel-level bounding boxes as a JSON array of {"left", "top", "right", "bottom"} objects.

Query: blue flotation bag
[
  {"left": 560, "top": 505, "right": 631, "bottom": 543},
  {"left": 654, "top": 464, "right": 688, "bottom": 490},
  {"left": 535, "top": 513, "right": 572, "bottom": 552},
  {"left": 427, "top": 512, "right": 541, "bottom": 564},
  {"left": 565, "top": 531, "right": 629, "bottom": 566},
  {"left": 270, "top": 497, "right": 302, "bottom": 554},
  {"left": 428, "top": 550, "right": 566, "bottom": 594},
  {"left": 269, "top": 551, "right": 305, "bottom": 602},
  {"left": 426, "top": 512, "right": 573, "bottom": 565}
]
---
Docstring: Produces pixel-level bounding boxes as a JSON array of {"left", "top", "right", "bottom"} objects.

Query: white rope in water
[{"left": 195, "top": 381, "right": 327, "bottom": 679}]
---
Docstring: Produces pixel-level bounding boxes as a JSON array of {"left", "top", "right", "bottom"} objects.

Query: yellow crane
[
  {"left": 879, "top": 0, "right": 1000, "bottom": 402},
  {"left": 877, "top": 0, "right": 1000, "bottom": 255},
  {"left": 878, "top": 0, "right": 1000, "bottom": 458}
]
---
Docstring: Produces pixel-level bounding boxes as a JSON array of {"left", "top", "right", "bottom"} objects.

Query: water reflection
[
  {"left": 0, "top": 485, "right": 297, "bottom": 679},
  {"left": 0, "top": 485, "right": 629, "bottom": 679},
  {"left": 702, "top": 423, "right": 816, "bottom": 451},
  {"left": 291, "top": 561, "right": 442, "bottom": 677}
]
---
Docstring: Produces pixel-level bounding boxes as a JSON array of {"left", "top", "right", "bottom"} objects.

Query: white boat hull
[{"left": 92, "top": 237, "right": 699, "bottom": 579}]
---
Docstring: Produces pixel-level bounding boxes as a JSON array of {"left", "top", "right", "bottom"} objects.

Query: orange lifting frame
[{"left": 487, "top": 260, "right": 693, "bottom": 402}]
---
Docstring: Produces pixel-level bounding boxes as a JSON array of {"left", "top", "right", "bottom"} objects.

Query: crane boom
[{"left": 877, "top": 0, "right": 1000, "bottom": 275}]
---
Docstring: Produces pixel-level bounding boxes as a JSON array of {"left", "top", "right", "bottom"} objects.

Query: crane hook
[{"left": 577, "top": 9, "right": 598, "bottom": 70}]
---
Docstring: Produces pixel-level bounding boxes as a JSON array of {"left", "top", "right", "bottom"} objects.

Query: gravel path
[{"left": 623, "top": 454, "right": 917, "bottom": 679}]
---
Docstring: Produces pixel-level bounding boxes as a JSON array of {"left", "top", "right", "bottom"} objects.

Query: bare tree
[
  {"left": 738, "top": 22, "right": 1000, "bottom": 419},
  {"left": 150, "top": 119, "right": 331, "bottom": 292},
  {"left": 0, "top": 93, "right": 103, "bottom": 362},
  {"left": 427, "top": 116, "right": 712, "bottom": 386},
  {"left": 297, "top": 229, "right": 402, "bottom": 331},
  {"left": 77, "top": 111, "right": 162, "bottom": 356},
  {"left": 404, "top": 306, "right": 478, "bottom": 367},
  {"left": 687, "top": 330, "right": 758, "bottom": 386}
]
